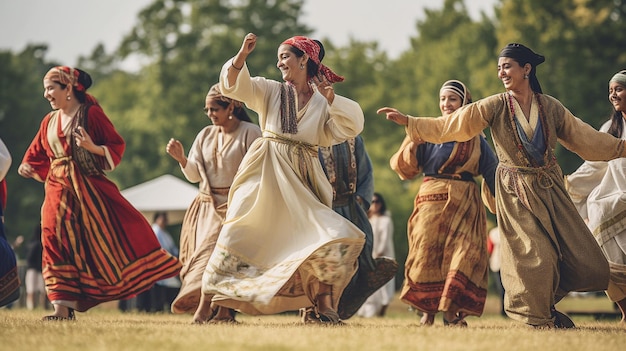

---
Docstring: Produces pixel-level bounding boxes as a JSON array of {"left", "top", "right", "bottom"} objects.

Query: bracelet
[{"left": 231, "top": 62, "right": 243, "bottom": 71}]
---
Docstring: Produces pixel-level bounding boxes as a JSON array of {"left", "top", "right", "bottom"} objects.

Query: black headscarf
[{"left": 499, "top": 43, "right": 545, "bottom": 93}]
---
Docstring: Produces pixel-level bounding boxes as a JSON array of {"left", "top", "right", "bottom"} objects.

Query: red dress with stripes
[{"left": 22, "top": 104, "right": 181, "bottom": 312}]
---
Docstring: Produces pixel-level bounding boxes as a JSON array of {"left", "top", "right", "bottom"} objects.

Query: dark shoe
[
  {"left": 443, "top": 315, "right": 468, "bottom": 327},
  {"left": 42, "top": 308, "right": 75, "bottom": 321},
  {"left": 337, "top": 257, "right": 398, "bottom": 320},
  {"left": 300, "top": 307, "right": 343, "bottom": 325},
  {"left": 551, "top": 307, "right": 575, "bottom": 329}
]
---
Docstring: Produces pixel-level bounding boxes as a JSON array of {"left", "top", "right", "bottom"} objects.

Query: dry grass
[{"left": 1, "top": 295, "right": 624, "bottom": 351}]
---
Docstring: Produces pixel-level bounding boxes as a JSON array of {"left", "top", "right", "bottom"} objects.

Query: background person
[
  {"left": 357, "top": 192, "right": 397, "bottom": 318},
  {"left": 318, "top": 137, "right": 398, "bottom": 320},
  {"left": 168, "top": 83, "right": 261, "bottom": 323},
  {"left": 387, "top": 80, "right": 497, "bottom": 326}
]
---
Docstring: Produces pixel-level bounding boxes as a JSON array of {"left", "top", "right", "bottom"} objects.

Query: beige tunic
[
  {"left": 406, "top": 92, "right": 621, "bottom": 325},
  {"left": 171, "top": 122, "right": 261, "bottom": 313}
]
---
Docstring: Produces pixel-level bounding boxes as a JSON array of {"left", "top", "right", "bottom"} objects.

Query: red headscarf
[
  {"left": 281, "top": 36, "right": 344, "bottom": 83},
  {"left": 44, "top": 66, "right": 98, "bottom": 105}
]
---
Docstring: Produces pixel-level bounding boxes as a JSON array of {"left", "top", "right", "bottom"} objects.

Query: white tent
[{"left": 121, "top": 174, "right": 198, "bottom": 224}]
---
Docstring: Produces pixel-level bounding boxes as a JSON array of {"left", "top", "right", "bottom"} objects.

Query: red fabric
[
  {"left": 0, "top": 179, "right": 6, "bottom": 210},
  {"left": 281, "top": 36, "right": 344, "bottom": 83},
  {"left": 22, "top": 106, "right": 181, "bottom": 311}
]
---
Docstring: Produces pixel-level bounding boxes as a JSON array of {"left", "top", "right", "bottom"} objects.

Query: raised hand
[
  {"left": 166, "top": 138, "right": 186, "bottom": 166},
  {"left": 312, "top": 73, "right": 335, "bottom": 104}
]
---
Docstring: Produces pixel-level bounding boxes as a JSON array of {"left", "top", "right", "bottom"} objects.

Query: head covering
[
  {"left": 43, "top": 66, "right": 98, "bottom": 105},
  {"left": 609, "top": 70, "right": 626, "bottom": 87},
  {"left": 440, "top": 80, "right": 472, "bottom": 106},
  {"left": 499, "top": 43, "right": 545, "bottom": 93},
  {"left": 281, "top": 36, "right": 344, "bottom": 83},
  {"left": 44, "top": 66, "right": 86, "bottom": 92},
  {"left": 206, "top": 83, "right": 242, "bottom": 109}
]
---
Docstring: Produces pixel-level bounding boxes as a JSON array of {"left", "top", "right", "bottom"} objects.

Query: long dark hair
[
  {"left": 213, "top": 99, "right": 252, "bottom": 122},
  {"left": 607, "top": 109, "right": 623, "bottom": 138},
  {"left": 55, "top": 68, "right": 93, "bottom": 104},
  {"left": 372, "top": 192, "right": 387, "bottom": 215}
]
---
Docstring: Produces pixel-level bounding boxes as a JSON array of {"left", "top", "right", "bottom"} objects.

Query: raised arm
[{"left": 227, "top": 33, "right": 257, "bottom": 87}]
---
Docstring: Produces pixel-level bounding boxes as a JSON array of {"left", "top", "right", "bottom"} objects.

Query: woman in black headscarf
[{"left": 378, "top": 43, "right": 625, "bottom": 328}]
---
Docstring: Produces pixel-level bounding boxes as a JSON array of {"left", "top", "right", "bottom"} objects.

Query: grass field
[{"left": 1, "top": 294, "right": 623, "bottom": 351}]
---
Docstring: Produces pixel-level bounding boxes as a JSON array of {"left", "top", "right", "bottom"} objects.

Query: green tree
[{"left": 0, "top": 45, "right": 57, "bottom": 246}]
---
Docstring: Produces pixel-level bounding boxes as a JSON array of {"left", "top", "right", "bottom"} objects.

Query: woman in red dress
[{"left": 19, "top": 66, "right": 181, "bottom": 320}]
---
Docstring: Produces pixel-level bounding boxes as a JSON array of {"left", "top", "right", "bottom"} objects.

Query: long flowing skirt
[
  {"left": 400, "top": 178, "right": 488, "bottom": 316},
  {"left": 202, "top": 139, "right": 364, "bottom": 315},
  {"left": 42, "top": 158, "right": 181, "bottom": 311}
]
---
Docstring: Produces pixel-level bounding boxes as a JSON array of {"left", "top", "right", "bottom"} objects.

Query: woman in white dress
[
  {"left": 566, "top": 69, "right": 626, "bottom": 324},
  {"left": 357, "top": 193, "right": 396, "bottom": 318},
  {"left": 199, "top": 33, "right": 365, "bottom": 324}
]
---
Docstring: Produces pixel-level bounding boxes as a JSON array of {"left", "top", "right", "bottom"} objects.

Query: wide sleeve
[
  {"left": 478, "top": 136, "right": 498, "bottom": 195},
  {"left": 322, "top": 94, "right": 364, "bottom": 145},
  {"left": 405, "top": 95, "right": 498, "bottom": 145},
  {"left": 354, "top": 136, "right": 374, "bottom": 210},
  {"left": 389, "top": 135, "right": 422, "bottom": 180},
  {"left": 553, "top": 97, "right": 626, "bottom": 161},
  {"left": 0, "top": 138, "right": 11, "bottom": 182},
  {"left": 22, "top": 115, "right": 53, "bottom": 182},
  {"left": 181, "top": 127, "right": 210, "bottom": 184},
  {"left": 86, "top": 105, "right": 125, "bottom": 171},
  {"left": 219, "top": 58, "right": 276, "bottom": 129}
]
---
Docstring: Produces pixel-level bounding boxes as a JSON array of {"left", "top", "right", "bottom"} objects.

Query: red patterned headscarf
[
  {"left": 44, "top": 66, "right": 98, "bottom": 104},
  {"left": 281, "top": 36, "right": 344, "bottom": 83},
  {"left": 44, "top": 66, "right": 85, "bottom": 91}
]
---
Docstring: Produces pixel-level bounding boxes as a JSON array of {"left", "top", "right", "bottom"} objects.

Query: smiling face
[
  {"left": 204, "top": 98, "right": 232, "bottom": 127},
  {"left": 276, "top": 44, "right": 307, "bottom": 82},
  {"left": 43, "top": 79, "right": 70, "bottom": 110},
  {"left": 439, "top": 90, "right": 463, "bottom": 116},
  {"left": 609, "top": 81, "right": 626, "bottom": 115},
  {"left": 497, "top": 57, "right": 530, "bottom": 91}
]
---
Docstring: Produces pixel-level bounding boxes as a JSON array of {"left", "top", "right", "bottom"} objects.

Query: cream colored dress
[
  {"left": 172, "top": 122, "right": 261, "bottom": 313},
  {"left": 200, "top": 59, "right": 365, "bottom": 315},
  {"left": 566, "top": 118, "right": 626, "bottom": 303}
]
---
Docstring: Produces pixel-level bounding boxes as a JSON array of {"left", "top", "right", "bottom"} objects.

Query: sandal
[
  {"left": 551, "top": 307, "right": 575, "bottom": 329},
  {"left": 42, "top": 308, "right": 75, "bottom": 321},
  {"left": 443, "top": 313, "right": 467, "bottom": 327}
]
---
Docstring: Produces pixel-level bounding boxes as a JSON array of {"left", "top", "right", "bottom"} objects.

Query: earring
[
  {"left": 300, "top": 64, "right": 304, "bottom": 70},
  {"left": 524, "top": 74, "right": 529, "bottom": 79},
  {"left": 66, "top": 95, "right": 71, "bottom": 101},
  {"left": 228, "top": 116, "right": 233, "bottom": 120}
]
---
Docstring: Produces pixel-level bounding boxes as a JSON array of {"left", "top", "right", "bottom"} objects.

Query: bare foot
[{"left": 420, "top": 313, "right": 435, "bottom": 326}]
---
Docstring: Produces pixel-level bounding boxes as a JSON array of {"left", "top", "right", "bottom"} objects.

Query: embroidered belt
[
  {"left": 499, "top": 162, "right": 556, "bottom": 189},
  {"left": 263, "top": 131, "right": 319, "bottom": 157}
]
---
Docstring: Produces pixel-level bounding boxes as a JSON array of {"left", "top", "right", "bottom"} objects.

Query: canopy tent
[{"left": 121, "top": 174, "right": 197, "bottom": 225}]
